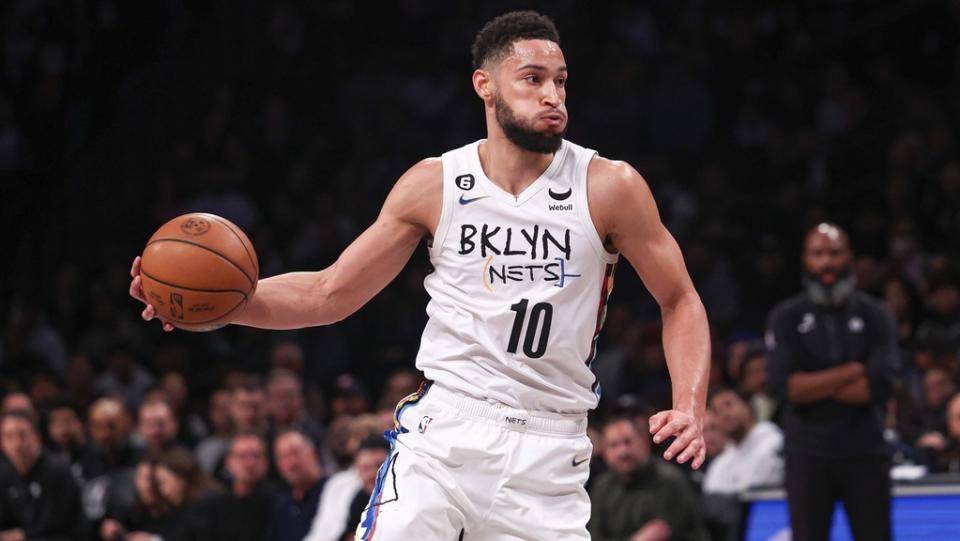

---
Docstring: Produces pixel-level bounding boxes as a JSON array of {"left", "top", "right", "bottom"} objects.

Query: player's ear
[{"left": 473, "top": 68, "right": 494, "bottom": 103}]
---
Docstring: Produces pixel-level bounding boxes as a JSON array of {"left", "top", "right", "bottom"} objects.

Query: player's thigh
[
  {"left": 475, "top": 433, "right": 592, "bottom": 541},
  {"left": 354, "top": 443, "right": 467, "bottom": 541}
]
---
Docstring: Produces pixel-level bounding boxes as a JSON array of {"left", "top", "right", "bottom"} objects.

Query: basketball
[{"left": 139, "top": 213, "right": 259, "bottom": 331}]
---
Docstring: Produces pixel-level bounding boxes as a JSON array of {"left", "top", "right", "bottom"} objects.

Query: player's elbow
[{"left": 308, "top": 272, "right": 352, "bottom": 325}]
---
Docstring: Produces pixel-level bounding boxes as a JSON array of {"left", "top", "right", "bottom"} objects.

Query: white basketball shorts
[{"left": 354, "top": 381, "right": 593, "bottom": 540}]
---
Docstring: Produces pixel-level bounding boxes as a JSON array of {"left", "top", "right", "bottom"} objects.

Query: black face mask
[
  {"left": 803, "top": 267, "right": 856, "bottom": 306},
  {"left": 494, "top": 93, "right": 564, "bottom": 154}
]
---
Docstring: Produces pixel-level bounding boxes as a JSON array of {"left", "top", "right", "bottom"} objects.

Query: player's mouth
[{"left": 539, "top": 112, "right": 566, "bottom": 127}]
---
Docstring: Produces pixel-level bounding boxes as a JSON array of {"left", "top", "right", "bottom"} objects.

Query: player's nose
[{"left": 541, "top": 82, "right": 561, "bottom": 106}]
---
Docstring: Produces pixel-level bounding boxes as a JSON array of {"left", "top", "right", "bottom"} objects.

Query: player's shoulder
[
  {"left": 585, "top": 154, "right": 655, "bottom": 219},
  {"left": 587, "top": 154, "right": 647, "bottom": 188},
  {"left": 391, "top": 157, "right": 443, "bottom": 197}
]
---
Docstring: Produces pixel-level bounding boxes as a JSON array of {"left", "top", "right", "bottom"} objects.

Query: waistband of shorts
[{"left": 424, "top": 382, "right": 588, "bottom": 436}]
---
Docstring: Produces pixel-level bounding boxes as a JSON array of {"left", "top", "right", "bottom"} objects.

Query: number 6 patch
[{"left": 456, "top": 174, "right": 475, "bottom": 190}]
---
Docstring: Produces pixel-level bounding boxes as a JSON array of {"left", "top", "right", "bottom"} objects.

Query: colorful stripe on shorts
[
  {"left": 391, "top": 380, "right": 432, "bottom": 433},
  {"left": 356, "top": 445, "right": 398, "bottom": 540}
]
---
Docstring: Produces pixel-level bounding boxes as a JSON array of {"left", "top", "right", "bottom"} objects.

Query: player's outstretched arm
[
  {"left": 130, "top": 159, "right": 441, "bottom": 331},
  {"left": 590, "top": 158, "right": 711, "bottom": 469}
]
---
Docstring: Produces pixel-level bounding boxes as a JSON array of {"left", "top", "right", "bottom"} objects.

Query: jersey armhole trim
[
  {"left": 577, "top": 152, "right": 619, "bottom": 265},
  {"left": 429, "top": 154, "right": 455, "bottom": 260}
]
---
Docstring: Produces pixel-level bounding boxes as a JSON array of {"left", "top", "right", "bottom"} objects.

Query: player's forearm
[
  {"left": 661, "top": 290, "right": 710, "bottom": 415},
  {"left": 232, "top": 270, "right": 345, "bottom": 329},
  {"left": 787, "top": 362, "right": 863, "bottom": 403}
]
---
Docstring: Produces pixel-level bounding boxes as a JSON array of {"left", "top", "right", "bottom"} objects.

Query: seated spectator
[
  {"left": 194, "top": 389, "right": 233, "bottom": 474},
  {"left": 702, "top": 387, "right": 784, "bottom": 494},
  {"left": 1, "top": 392, "right": 35, "bottom": 417},
  {"left": 265, "top": 430, "right": 326, "bottom": 541},
  {"left": 341, "top": 436, "right": 390, "bottom": 541},
  {"left": 188, "top": 433, "right": 276, "bottom": 541},
  {"left": 0, "top": 410, "right": 88, "bottom": 540},
  {"left": 135, "top": 398, "right": 182, "bottom": 453},
  {"left": 81, "top": 397, "right": 140, "bottom": 526},
  {"left": 207, "top": 378, "right": 269, "bottom": 484},
  {"left": 158, "top": 371, "right": 208, "bottom": 448},
  {"left": 44, "top": 397, "right": 91, "bottom": 481},
  {"left": 916, "top": 392, "right": 960, "bottom": 473},
  {"left": 588, "top": 415, "right": 706, "bottom": 541},
  {"left": 265, "top": 369, "right": 325, "bottom": 452},
  {"left": 101, "top": 448, "right": 219, "bottom": 541},
  {"left": 911, "top": 366, "right": 957, "bottom": 440},
  {"left": 737, "top": 345, "right": 778, "bottom": 423}
]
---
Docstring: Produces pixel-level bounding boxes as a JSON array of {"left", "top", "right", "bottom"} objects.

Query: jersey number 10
[{"left": 507, "top": 298, "right": 554, "bottom": 359}]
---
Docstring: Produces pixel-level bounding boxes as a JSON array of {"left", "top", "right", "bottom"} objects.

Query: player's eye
[
  {"left": 556, "top": 78, "right": 566, "bottom": 87},
  {"left": 524, "top": 75, "right": 539, "bottom": 84}
]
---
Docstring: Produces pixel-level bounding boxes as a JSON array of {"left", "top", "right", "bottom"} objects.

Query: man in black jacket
[
  {"left": 0, "top": 410, "right": 88, "bottom": 541},
  {"left": 766, "top": 223, "right": 899, "bottom": 541}
]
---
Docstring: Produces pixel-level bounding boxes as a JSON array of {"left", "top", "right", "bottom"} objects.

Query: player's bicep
[{"left": 603, "top": 166, "right": 695, "bottom": 307}]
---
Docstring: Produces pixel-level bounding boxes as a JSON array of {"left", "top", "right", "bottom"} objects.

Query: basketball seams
[
  {"left": 144, "top": 238, "right": 255, "bottom": 289},
  {"left": 204, "top": 214, "right": 259, "bottom": 279},
  {"left": 139, "top": 269, "right": 249, "bottom": 295}
]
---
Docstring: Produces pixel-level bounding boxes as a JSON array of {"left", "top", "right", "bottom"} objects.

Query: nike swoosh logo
[
  {"left": 459, "top": 194, "right": 489, "bottom": 205},
  {"left": 548, "top": 188, "right": 572, "bottom": 201},
  {"left": 572, "top": 457, "right": 589, "bottom": 467}
]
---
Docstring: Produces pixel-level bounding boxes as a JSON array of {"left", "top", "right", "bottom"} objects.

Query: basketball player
[{"left": 130, "top": 11, "right": 710, "bottom": 540}]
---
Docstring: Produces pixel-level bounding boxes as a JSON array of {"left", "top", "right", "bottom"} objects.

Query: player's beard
[{"left": 494, "top": 93, "right": 564, "bottom": 154}]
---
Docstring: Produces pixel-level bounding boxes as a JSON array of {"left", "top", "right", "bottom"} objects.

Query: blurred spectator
[
  {"left": 94, "top": 343, "right": 155, "bottom": 410},
  {"left": 702, "top": 388, "right": 783, "bottom": 495},
  {"left": 340, "top": 436, "right": 390, "bottom": 541},
  {"left": 265, "top": 430, "right": 326, "bottom": 541},
  {"left": 98, "top": 459, "right": 160, "bottom": 541},
  {"left": 767, "top": 224, "right": 898, "bottom": 541},
  {"left": 158, "top": 371, "right": 208, "bottom": 448},
  {"left": 916, "top": 390, "right": 960, "bottom": 473},
  {"left": 84, "top": 397, "right": 138, "bottom": 476},
  {"left": 914, "top": 269, "right": 960, "bottom": 369},
  {"left": 44, "top": 397, "right": 91, "bottom": 480},
  {"left": 265, "top": 369, "right": 325, "bottom": 451},
  {"left": 376, "top": 369, "right": 421, "bottom": 412},
  {"left": 588, "top": 415, "right": 706, "bottom": 541},
  {"left": 100, "top": 448, "right": 218, "bottom": 541},
  {"left": 229, "top": 378, "right": 268, "bottom": 435},
  {"left": 1, "top": 393, "right": 35, "bottom": 418},
  {"left": 0, "top": 410, "right": 88, "bottom": 540},
  {"left": 194, "top": 389, "right": 233, "bottom": 474},
  {"left": 189, "top": 433, "right": 275, "bottom": 541},
  {"left": 135, "top": 398, "right": 181, "bottom": 453},
  {"left": 330, "top": 374, "right": 370, "bottom": 417},
  {"left": 737, "top": 343, "right": 778, "bottom": 423}
]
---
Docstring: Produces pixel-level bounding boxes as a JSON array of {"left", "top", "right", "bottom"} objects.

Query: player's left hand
[{"left": 649, "top": 409, "right": 705, "bottom": 470}]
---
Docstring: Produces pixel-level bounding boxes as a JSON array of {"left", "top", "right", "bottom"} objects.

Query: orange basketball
[{"left": 139, "top": 213, "right": 258, "bottom": 331}]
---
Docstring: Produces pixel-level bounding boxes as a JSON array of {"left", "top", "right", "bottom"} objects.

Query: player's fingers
[
  {"left": 142, "top": 304, "right": 156, "bottom": 321},
  {"left": 652, "top": 417, "right": 687, "bottom": 444},
  {"left": 648, "top": 411, "right": 669, "bottom": 433},
  {"left": 163, "top": 321, "right": 175, "bottom": 332},
  {"left": 662, "top": 425, "right": 698, "bottom": 461},
  {"left": 691, "top": 445, "right": 707, "bottom": 470},
  {"left": 129, "top": 275, "right": 142, "bottom": 301},
  {"left": 676, "top": 437, "right": 703, "bottom": 464},
  {"left": 130, "top": 256, "right": 141, "bottom": 278}
]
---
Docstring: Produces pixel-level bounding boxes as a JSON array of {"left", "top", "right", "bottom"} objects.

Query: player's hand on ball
[
  {"left": 649, "top": 409, "right": 706, "bottom": 470},
  {"left": 129, "top": 256, "right": 175, "bottom": 332}
]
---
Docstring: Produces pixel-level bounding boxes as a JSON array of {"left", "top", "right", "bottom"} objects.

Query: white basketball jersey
[{"left": 416, "top": 139, "right": 619, "bottom": 413}]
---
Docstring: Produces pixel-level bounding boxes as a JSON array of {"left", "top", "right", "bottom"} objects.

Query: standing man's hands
[{"left": 649, "top": 409, "right": 706, "bottom": 469}]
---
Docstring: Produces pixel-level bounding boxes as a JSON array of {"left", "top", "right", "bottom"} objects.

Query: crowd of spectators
[{"left": 2, "top": 1, "right": 959, "bottom": 539}]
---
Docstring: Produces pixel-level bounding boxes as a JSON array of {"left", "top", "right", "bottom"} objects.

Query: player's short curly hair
[{"left": 471, "top": 11, "right": 560, "bottom": 69}]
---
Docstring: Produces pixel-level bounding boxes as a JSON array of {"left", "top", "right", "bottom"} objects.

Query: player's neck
[{"left": 478, "top": 135, "right": 556, "bottom": 197}]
